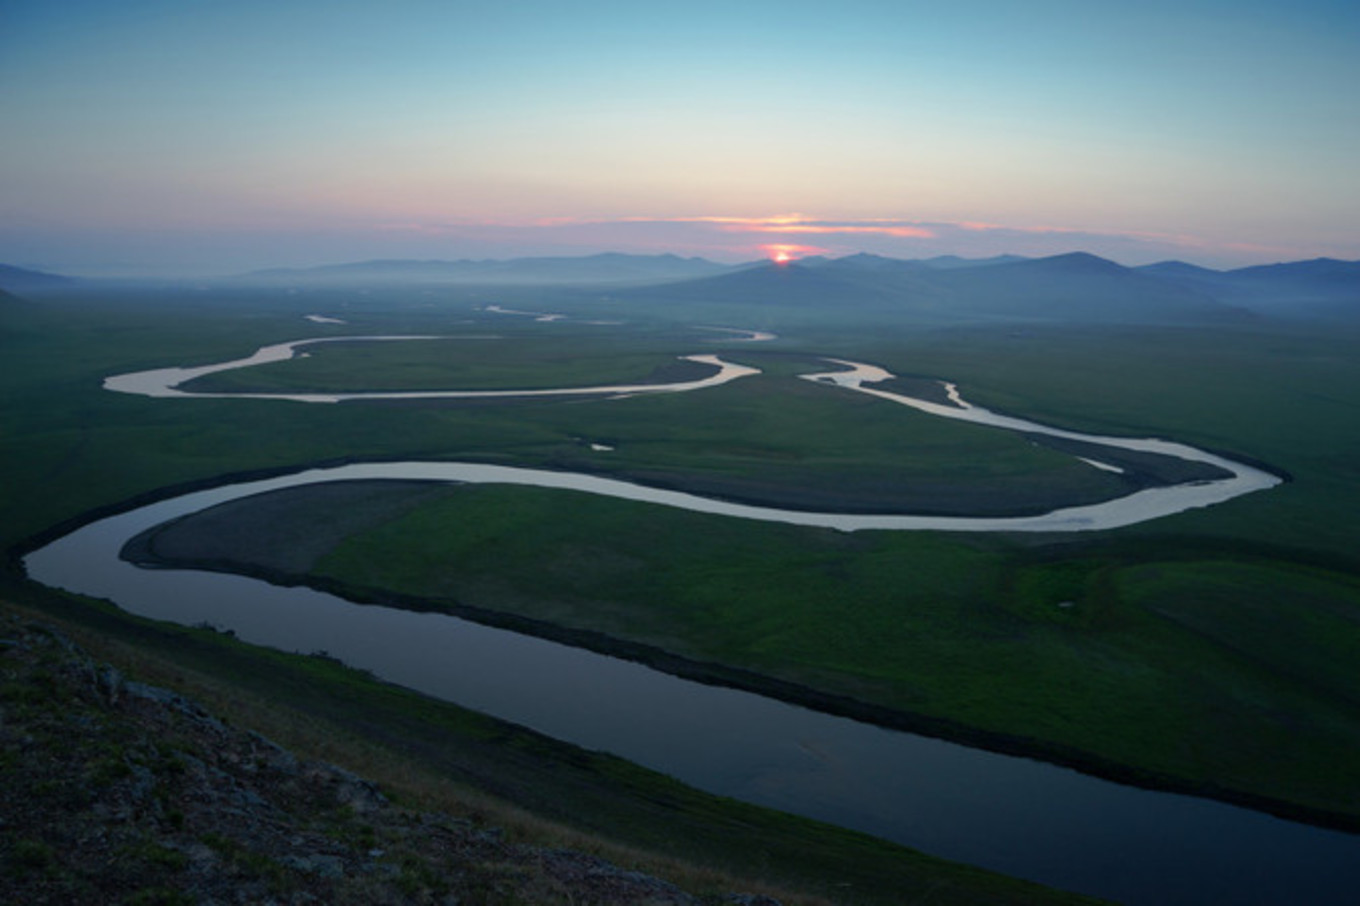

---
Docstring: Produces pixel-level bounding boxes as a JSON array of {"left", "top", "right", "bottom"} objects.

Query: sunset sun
[{"left": 763, "top": 243, "right": 815, "bottom": 264}]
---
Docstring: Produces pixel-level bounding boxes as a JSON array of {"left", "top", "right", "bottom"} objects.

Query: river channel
[{"left": 23, "top": 339, "right": 1356, "bottom": 904}]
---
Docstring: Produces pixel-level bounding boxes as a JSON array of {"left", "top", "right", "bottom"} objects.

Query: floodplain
[{"left": 6, "top": 279, "right": 1360, "bottom": 903}]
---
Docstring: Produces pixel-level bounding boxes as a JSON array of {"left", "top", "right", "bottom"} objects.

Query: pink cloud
[
  {"left": 362, "top": 213, "right": 1305, "bottom": 269},
  {"left": 957, "top": 220, "right": 1087, "bottom": 235},
  {"left": 755, "top": 223, "right": 936, "bottom": 239},
  {"left": 623, "top": 214, "right": 936, "bottom": 239}
]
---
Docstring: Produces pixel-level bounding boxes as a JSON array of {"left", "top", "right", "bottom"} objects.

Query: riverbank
[
  {"left": 34, "top": 446, "right": 1352, "bottom": 837},
  {"left": 119, "top": 517, "right": 1360, "bottom": 836}
]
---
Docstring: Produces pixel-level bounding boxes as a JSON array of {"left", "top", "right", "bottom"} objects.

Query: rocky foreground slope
[{"left": 0, "top": 609, "right": 781, "bottom": 905}]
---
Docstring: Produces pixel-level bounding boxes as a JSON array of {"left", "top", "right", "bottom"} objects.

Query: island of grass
[
  {"left": 170, "top": 347, "right": 1236, "bottom": 518},
  {"left": 179, "top": 336, "right": 722, "bottom": 394}
]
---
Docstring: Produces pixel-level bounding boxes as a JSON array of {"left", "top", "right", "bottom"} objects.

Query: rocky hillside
[{"left": 0, "top": 608, "right": 780, "bottom": 905}]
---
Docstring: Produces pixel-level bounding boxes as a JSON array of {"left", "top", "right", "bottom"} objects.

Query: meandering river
[
  {"left": 101, "top": 338, "right": 1280, "bottom": 532},
  {"left": 104, "top": 336, "right": 760, "bottom": 404},
  {"left": 25, "top": 335, "right": 1354, "bottom": 904}
]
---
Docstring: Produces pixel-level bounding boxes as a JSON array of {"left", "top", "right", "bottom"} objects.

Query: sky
[{"left": 2, "top": 0, "right": 1358, "bottom": 276}]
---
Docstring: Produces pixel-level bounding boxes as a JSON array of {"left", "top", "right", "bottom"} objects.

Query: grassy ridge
[{"left": 0, "top": 585, "right": 1100, "bottom": 906}]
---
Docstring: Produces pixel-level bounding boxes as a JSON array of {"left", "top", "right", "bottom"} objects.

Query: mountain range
[
  {"left": 1133, "top": 257, "right": 1360, "bottom": 319},
  {"left": 2, "top": 252, "right": 1356, "bottom": 324},
  {"left": 0, "top": 263, "right": 72, "bottom": 291},
  {"left": 617, "top": 251, "right": 1272, "bottom": 324},
  {"left": 631, "top": 251, "right": 1360, "bottom": 323},
  {"left": 240, "top": 252, "right": 731, "bottom": 286}
]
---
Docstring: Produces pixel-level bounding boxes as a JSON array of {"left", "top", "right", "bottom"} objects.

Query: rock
[
  {"left": 0, "top": 609, "right": 728, "bottom": 906},
  {"left": 98, "top": 664, "right": 125, "bottom": 704},
  {"left": 323, "top": 765, "right": 388, "bottom": 813},
  {"left": 283, "top": 853, "right": 345, "bottom": 878}
]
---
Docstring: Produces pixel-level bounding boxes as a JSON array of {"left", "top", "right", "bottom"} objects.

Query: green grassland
[{"left": 5, "top": 283, "right": 1360, "bottom": 896}]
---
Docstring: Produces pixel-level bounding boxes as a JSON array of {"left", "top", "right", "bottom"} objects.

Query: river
[
  {"left": 23, "top": 479, "right": 1360, "bottom": 905},
  {"left": 24, "top": 338, "right": 1356, "bottom": 904}
]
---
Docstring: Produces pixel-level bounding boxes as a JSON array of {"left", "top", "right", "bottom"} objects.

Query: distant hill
[
  {"left": 1135, "top": 260, "right": 1224, "bottom": 280},
  {"left": 242, "top": 253, "right": 733, "bottom": 286},
  {"left": 1139, "top": 257, "right": 1360, "bottom": 320},
  {"left": 800, "top": 253, "right": 1026, "bottom": 272},
  {"left": 1227, "top": 257, "right": 1360, "bottom": 285},
  {"left": 0, "top": 263, "right": 73, "bottom": 292},
  {"left": 804, "top": 252, "right": 930, "bottom": 273},
  {"left": 624, "top": 251, "right": 1241, "bottom": 324},
  {"left": 26, "top": 248, "right": 1352, "bottom": 321},
  {"left": 920, "top": 254, "right": 1029, "bottom": 270},
  {"left": 623, "top": 258, "right": 945, "bottom": 311},
  {"left": 922, "top": 252, "right": 1239, "bottom": 323}
]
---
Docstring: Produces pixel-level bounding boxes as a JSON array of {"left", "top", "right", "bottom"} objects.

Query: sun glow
[{"left": 762, "top": 243, "right": 820, "bottom": 263}]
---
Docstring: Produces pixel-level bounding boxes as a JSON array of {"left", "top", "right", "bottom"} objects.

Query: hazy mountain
[
  {"left": 922, "top": 252, "right": 1241, "bottom": 322},
  {"left": 1140, "top": 257, "right": 1360, "bottom": 319},
  {"left": 623, "top": 251, "right": 1244, "bottom": 324},
  {"left": 23, "top": 248, "right": 1348, "bottom": 321},
  {"left": 921, "top": 254, "right": 1029, "bottom": 269},
  {"left": 1227, "top": 257, "right": 1360, "bottom": 284},
  {"left": 623, "top": 260, "right": 894, "bottom": 305},
  {"left": 802, "top": 253, "right": 1025, "bottom": 272},
  {"left": 1225, "top": 260, "right": 1360, "bottom": 318},
  {"left": 624, "top": 257, "right": 947, "bottom": 311},
  {"left": 1135, "top": 260, "right": 1224, "bottom": 279},
  {"left": 0, "top": 263, "right": 73, "bottom": 292},
  {"left": 814, "top": 252, "right": 931, "bottom": 273},
  {"left": 241, "top": 253, "right": 733, "bottom": 286}
]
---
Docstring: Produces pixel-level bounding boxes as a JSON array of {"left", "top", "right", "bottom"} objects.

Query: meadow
[{"left": 5, "top": 281, "right": 1360, "bottom": 899}]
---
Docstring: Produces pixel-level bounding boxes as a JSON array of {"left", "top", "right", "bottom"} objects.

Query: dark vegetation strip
[{"left": 872, "top": 375, "right": 962, "bottom": 407}]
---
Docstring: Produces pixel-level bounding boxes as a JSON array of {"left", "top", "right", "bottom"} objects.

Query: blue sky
[{"left": 2, "top": 0, "right": 1357, "bottom": 274}]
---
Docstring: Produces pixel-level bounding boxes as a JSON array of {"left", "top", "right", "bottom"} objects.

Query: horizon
[
  {"left": 5, "top": 245, "right": 1359, "bottom": 283},
  {"left": 3, "top": 1, "right": 1357, "bottom": 277}
]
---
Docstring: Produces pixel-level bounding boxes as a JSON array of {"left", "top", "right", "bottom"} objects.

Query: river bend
[{"left": 21, "top": 336, "right": 1339, "bottom": 905}]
